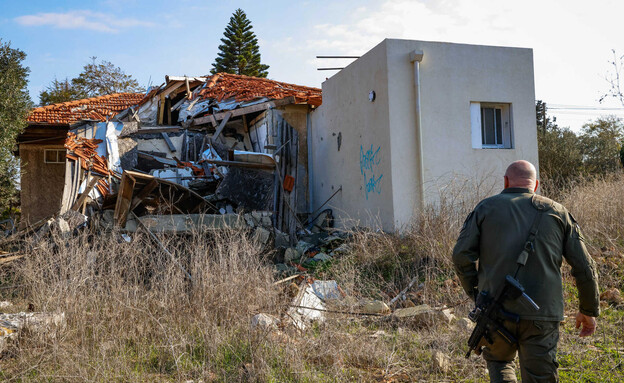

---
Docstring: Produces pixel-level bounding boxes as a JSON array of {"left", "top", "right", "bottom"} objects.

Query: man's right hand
[{"left": 575, "top": 312, "right": 597, "bottom": 337}]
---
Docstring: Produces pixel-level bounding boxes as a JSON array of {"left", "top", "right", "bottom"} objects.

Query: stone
[
  {"left": 284, "top": 248, "right": 299, "bottom": 262},
  {"left": 260, "top": 216, "right": 273, "bottom": 227},
  {"left": 243, "top": 213, "right": 255, "bottom": 227},
  {"left": 600, "top": 288, "right": 623, "bottom": 305},
  {"left": 456, "top": 317, "right": 475, "bottom": 332},
  {"left": 361, "top": 300, "right": 391, "bottom": 315},
  {"left": 392, "top": 304, "right": 435, "bottom": 326},
  {"left": 56, "top": 218, "right": 71, "bottom": 234},
  {"left": 432, "top": 351, "right": 450, "bottom": 373},
  {"left": 251, "top": 313, "right": 280, "bottom": 331},
  {"left": 295, "top": 240, "right": 314, "bottom": 255},
  {"left": 435, "top": 308, "right": 455, "bottom": 324},
  {"left": 274, "top": 230, "right": 290, "bottom": 248},
  {"left": 312, "top": 252, "right": 332, "bottom": 262},
  {"left": 254, "top": 227, "right": 271, "bottom": 245},
  {"left": 251, "top": 211, "right": 263, "bottom": 222}
]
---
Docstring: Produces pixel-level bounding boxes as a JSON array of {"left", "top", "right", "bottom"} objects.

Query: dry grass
[{"left": 0, "top": 176, "right": 622, "bottom": 382}]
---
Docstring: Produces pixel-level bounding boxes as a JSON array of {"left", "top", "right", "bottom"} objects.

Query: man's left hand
[{"left": 575, "top": 312, "right": 597, "bottom": 337}]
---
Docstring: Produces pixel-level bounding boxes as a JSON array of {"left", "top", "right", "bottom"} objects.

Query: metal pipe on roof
[
  {"left": 410, "top": 50, "right": 425, "bottom": 212},
  {"left": 317, "top": 67, "right": 345, "bottom": 71}
]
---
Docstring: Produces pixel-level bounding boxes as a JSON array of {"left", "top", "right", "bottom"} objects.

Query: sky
[{"left": 1, "top": 0, "right": 624, "bottom": 131}]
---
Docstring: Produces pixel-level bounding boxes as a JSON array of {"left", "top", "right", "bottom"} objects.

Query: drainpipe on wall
[{"left": 409, "top": 50, "right": 426, "bottom": 211}]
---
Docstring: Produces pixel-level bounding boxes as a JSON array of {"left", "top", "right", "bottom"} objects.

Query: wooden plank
[
  {"left": 212, "top": 111, "right": 232, "bottom": 142},
  {"left": 129, "top": 179, "right": 159, "bottom": 211},
  {"left": 191, "top": 96, "right": 296, "bottom": 126},
  {"left": 161, "top": 132, "right": 177, "bottom": 152},
  {"left": 113, "top": 173, "right": 136, "bottom": 227},
  {"left": 158, "top": 94, "right": 166, "bottom": 125},
  {"left": 71, "top": 175, "right": 102, "bottom": 211},
  {"left": 248, "top": 111, "right": 267, "bottom": 127}
]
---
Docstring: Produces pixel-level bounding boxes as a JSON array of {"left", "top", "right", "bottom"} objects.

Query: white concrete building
[{"left": 309, "top": 39, "right": 538, "bottom": 231}]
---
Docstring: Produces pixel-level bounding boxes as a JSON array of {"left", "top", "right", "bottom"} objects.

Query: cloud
[{"left": 15, "top": 10, "right": 154, "bottom": 33}]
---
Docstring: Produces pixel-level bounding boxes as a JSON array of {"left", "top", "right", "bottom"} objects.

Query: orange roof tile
[
  {"left": 199, "top": 73, "right": 322, "bottom": 107},
  {"left": 27, "top": 93, "right": 145, "bottom": 125}
]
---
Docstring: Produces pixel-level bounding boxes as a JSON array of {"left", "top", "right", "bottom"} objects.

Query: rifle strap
[{"left": 515, "top": 203, "right": 545, "bottom": 267}]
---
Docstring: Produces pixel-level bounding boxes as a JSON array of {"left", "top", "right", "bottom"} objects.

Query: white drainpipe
[{"left": 410, "top": 50, "right": 425, "bottom": 211}]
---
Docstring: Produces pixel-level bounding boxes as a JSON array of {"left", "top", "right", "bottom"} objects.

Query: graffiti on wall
[{"left": 360, "top": 144, "right": 383, "bottom": 200}]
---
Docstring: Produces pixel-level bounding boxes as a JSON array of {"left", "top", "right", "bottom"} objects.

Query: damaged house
[
  {"left": 18, "top": 39, "right": 539, "bottom": 236},
  {"left": 19, "top": 74, "right": 322, "bottom": 242}
]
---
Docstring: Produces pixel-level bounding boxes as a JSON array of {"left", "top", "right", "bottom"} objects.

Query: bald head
[{"left": 504, "top": 160, "right": 538, "bottom": 191}]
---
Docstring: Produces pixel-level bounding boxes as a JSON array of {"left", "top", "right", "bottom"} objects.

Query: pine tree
[{"left": 211, "top": 9, "right": 269, "bottom": 78}]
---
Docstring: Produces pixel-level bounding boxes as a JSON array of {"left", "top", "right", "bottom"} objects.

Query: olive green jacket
[{"left": 452, "top": 188, "right": 600, "bottom": 321}]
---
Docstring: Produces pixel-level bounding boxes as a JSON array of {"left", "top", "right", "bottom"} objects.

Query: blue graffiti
[
  {"left": 359, "top": 145, "right": 383, "bottom": 200},
  {"left": 365, "top": 174, "right": 383, "bottom": 198},
  {"left": 360, "top": 145, "right": 381, "bottom": 176}
]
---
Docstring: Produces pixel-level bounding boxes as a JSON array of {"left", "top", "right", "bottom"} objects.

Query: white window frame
[
  {"left": 470, "top": 102, "right": 513, "bottom": 149},
  {"left": 44, "top": 149, "right": 66, "bottom": 164}
]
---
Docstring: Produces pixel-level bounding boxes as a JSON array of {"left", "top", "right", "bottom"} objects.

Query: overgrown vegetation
[
  {"left": 0, "top": 175, "right": 622, "bottom": 382},
  {"left": 536, "top": 100, "right": 624, "bottom": 195},
  {"left": 0, "top": 39, "right": 31, "bottom": 216},
  {"left": 39, "top": 57, "right": 144, "bottom": 106}
]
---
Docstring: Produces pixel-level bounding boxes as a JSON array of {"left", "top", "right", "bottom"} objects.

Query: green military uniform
[{"left": 452, "top": 188, "right": 600, "bottom": 383}]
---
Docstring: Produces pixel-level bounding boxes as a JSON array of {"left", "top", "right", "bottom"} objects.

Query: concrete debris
[
  {"left": 287, "top": 281, "right": 326, "bottom": 330},
  {"left": 250, "top": 313, "right": 281, "bottom": 331},
  {"left": 392, "top": 304, "right": 435, "bottom": 325},
  {"left": 436, "top": 308, "right": 456, "bottom": 324},
  {"left": 360, "top": 300, "right": 391, "bottom": 315},
  {"left": 456, "top": 317, "right": 476, "bottom": 332},
  {"left": 432, "top": 351, "right": 451, "bottom": 373},
  {"left": 284, "top": 248, "right": 299, "bottom": 263},
  {"left": 0, "top": 311, "right": 66, "bottom": 352},
  {"left": 253, "top": 227, "right": 272, "bottom": 245}
]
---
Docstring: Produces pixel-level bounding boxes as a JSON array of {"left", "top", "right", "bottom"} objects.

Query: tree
[
  {"left": 0, "top": 39, "right": 31, "bottom": 212},
  {"left": 578, "top": 116, "right": 624, "bottom": 174},
  {"left": 536, "top": 101, "right": 583, "bottom": 184},
  {"left": 600, "top": 49, "right": 624, "bottom": 105},
  {"left": 39, "top": 78, "right": 87, "bottom": 106},
  {"left": 39, "top": 57, "right": 144, "bottom": 105},
  {"left": 211, "top": 9, "right": 269, "bottom": 78}
]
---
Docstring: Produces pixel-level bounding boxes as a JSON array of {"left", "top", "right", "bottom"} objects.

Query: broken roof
[
  {"left": 199, "top": 73, "right": 322, "bottom": 107},
  {"left": 27, "top": 93, "right": 145, "bottom": 126}
]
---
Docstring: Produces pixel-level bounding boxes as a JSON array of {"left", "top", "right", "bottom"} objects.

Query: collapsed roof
[{"left": 20, "top": 73, "right": 324, "bottom": 243}]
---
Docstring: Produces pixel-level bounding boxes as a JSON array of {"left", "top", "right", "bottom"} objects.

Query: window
[
  {"left": 470, "top": 102, "right": 513, "bottom": 149},
  {"left": 44, "top": 149, "right": 66, "bottom": 164}
]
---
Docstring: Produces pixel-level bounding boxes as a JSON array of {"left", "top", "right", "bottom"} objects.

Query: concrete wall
[
  {"left": 385, "top": 39, "right": 538, "bottom": 217},
  {"left": 311, "top": 39, "right": 538, "bottom": 231},
  {"left": 310, "top": 41, "right": 395, "bottom": 230},
  {"left": 20, "top": 144, "right": 67, "bottom": 224}
]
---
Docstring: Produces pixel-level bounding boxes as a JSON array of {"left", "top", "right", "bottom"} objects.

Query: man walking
[{"left": 452, "top": 160, "right": 600, "bottom": 382}]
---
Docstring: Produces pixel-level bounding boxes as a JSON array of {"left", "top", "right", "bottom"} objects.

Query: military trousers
[{"left": 481, "top": 319, "right": 560, "bottom": 383}]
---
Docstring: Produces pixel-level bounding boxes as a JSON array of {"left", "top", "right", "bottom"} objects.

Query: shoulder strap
[{"left": 515, "top": 204, "right": 545, "bottom": 270}]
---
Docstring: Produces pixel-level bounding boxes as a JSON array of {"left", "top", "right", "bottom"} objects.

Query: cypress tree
[{"left": 211, "top": 9, "right": 269, "bottom": 78}]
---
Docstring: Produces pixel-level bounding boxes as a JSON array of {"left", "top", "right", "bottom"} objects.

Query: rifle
[{"left": 465, "top": 275, "right": 540, "bottom": 358}]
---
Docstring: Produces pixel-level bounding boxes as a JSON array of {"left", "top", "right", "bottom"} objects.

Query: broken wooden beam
[
  {"left": 161, "top": 132, "right": 177, "bottom": 152},
  {"left": 71, "top": 175, "right": 102, "bottom": 211},
  {"left": 190, "top": 96, "right": 296, "bottom": 127}
]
